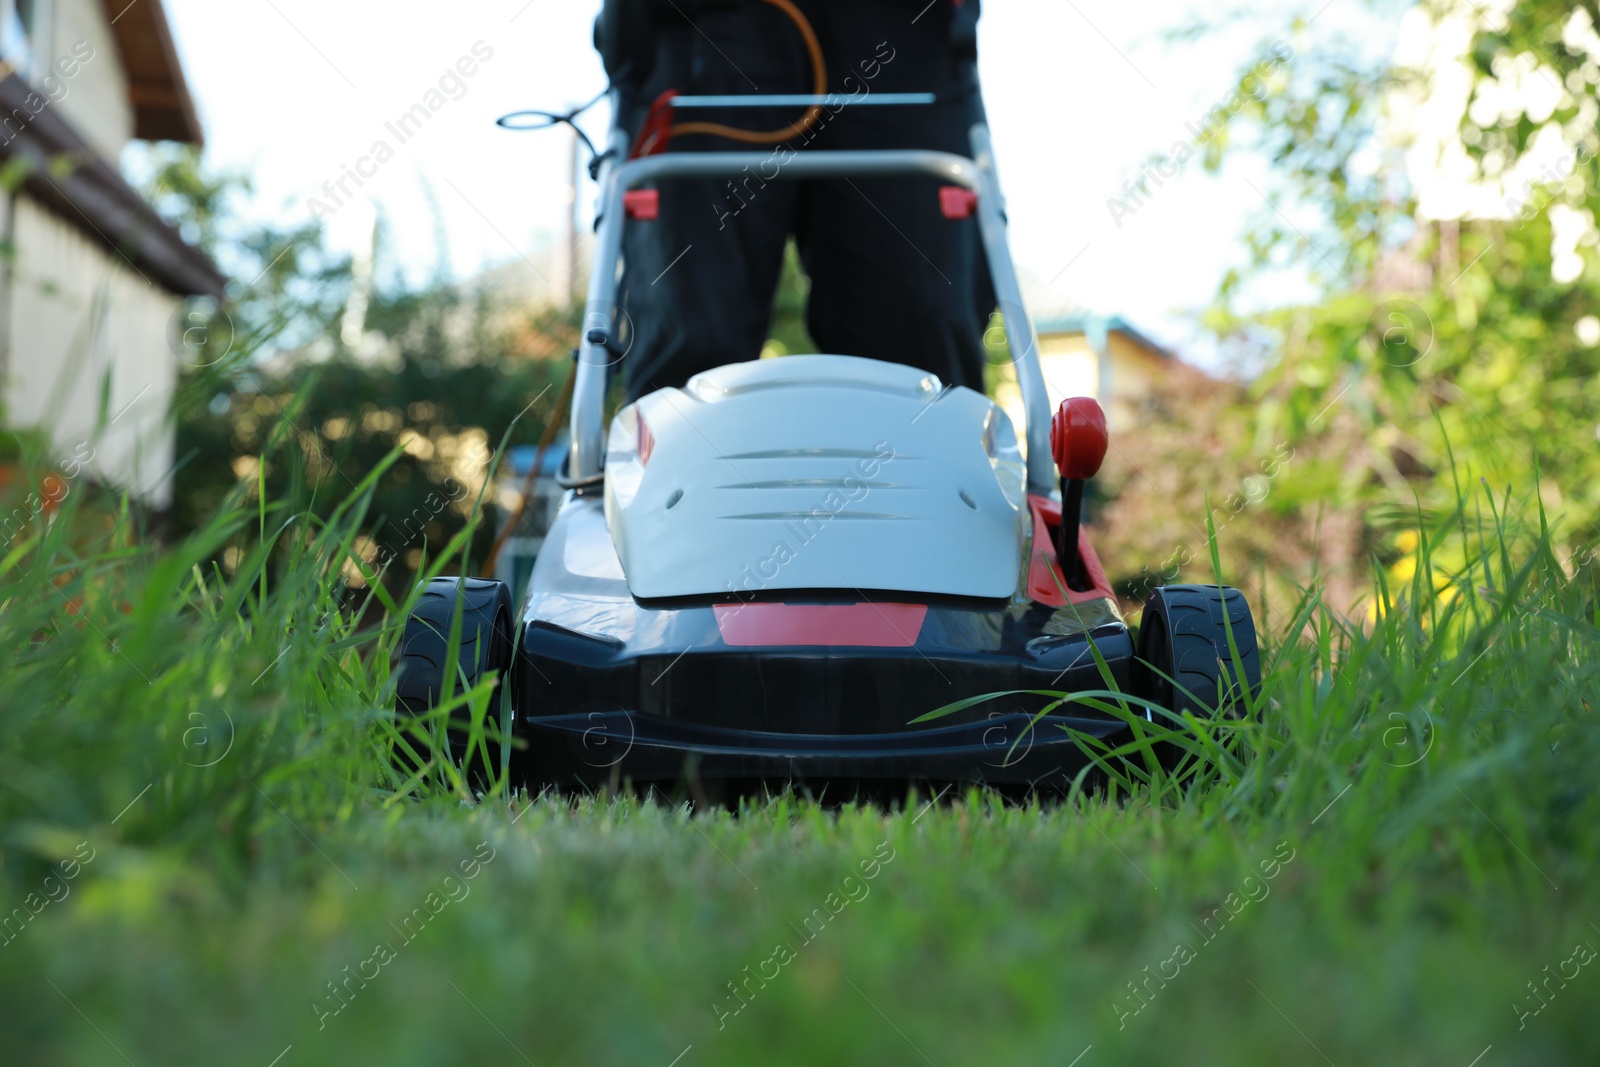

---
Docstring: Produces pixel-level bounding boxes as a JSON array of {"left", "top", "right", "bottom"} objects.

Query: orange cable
[{"left": 666, "top": 0, "right": 827, "bottom": 146}]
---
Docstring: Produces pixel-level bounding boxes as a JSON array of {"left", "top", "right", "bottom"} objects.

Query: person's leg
[
  {"left": 794, "top": 163, "right": 990, "bottom": 392},
  {"left": 613, "top": 6, "right": 809, "bottom": 401},
  {"left": 792, "top": 1, "right": 994, "bottom": 392},
  {"left": 618, "top": 179, "right": 794, "bottom": 399}
]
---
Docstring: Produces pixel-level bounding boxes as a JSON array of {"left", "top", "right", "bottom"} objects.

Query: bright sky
[{"left": 158, "top": 0, "right": 1404, "bottom": 368}]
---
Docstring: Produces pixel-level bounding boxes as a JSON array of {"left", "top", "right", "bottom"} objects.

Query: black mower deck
[
  {"left": 508, "top": 494, "right": 1135, "bottom": 791},
  {"left": 395, "top": 493, "right": 1259, "bottom": 796}
]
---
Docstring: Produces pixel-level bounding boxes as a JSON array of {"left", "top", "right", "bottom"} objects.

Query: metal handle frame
[{"left": 573, "top": 121, "right": 1054, "bottom": 496}]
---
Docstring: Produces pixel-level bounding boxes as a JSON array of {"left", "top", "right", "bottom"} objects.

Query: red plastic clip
[
  {"left": 939, "top": 186, "right": 978, "bottom": 219},
  {"left": 624, "top": 189, "right": 659, "bottom": 220}
]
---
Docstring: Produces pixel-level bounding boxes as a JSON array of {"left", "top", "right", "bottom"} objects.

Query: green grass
[{"left": 1, "top": 433, "right": 1596, "bottom": 1066}]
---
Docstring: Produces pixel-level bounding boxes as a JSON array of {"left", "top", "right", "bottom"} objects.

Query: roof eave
[
  {"left": 103, "top": 0, "right": 204, "bottom": 145},
  {"left": 0, "top": 72, "right": 224, "bottom": 298}
]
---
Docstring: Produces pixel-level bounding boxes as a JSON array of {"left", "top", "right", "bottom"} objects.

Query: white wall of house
[
  {"left": 994, "top": 330, "right": 1166, "bottom": 450},
  {"left": 39, "top": 0, "right": 134, "bottom": 162},
  {"left": 4, "top": 195, "right": 181, "bottom": 506}
]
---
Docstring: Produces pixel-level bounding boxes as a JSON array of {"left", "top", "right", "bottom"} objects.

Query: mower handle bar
[
  {"left": 572, "top": 125, "right": 1055, "bottom": 497},
  {"left": 670, "top": 92, "right": 939, "bottom": 107}
]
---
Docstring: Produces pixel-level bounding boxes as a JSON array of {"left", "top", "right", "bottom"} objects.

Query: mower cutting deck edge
[{"left": 393, "top": 114, "right": 1259, "bottom": 795}]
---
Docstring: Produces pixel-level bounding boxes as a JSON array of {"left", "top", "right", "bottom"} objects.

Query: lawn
[{"left": 1, "top": 463, "right": 1595, "bottom": 1066}]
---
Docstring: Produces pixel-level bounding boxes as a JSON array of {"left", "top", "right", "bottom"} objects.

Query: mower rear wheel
[
  {"left": 1131, "top": 584, "right": 1260, "bottom": 720},
  {"left": 394, "top": 577, "right": 516, "bottom": 780}
]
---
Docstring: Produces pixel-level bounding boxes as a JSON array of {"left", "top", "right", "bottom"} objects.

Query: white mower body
[{"left": 602, "top": 355, "right": 1028, "bottom": 600}]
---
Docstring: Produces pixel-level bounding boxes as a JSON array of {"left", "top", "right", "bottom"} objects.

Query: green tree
[
  {"left": 140, "top": 146, "right": 575, "bottom": 596},
  {"left": 1188, "top": 5, "right": 1600, "bottom": 607}
]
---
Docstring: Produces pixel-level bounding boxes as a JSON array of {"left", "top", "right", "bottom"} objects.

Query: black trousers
[{"left": 613, "top": 0, "right": 994, "bottom": 401}]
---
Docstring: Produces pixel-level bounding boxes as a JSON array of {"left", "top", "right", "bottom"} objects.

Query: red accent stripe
[
  {"left": 713, "top": 602, "right": 928, "bottom": 647},
  {"left": 637, "top": 415, "right": 654, "bottom": 467},
  {"left": 1026, "top": 494, "right": 1115, "bottom": 606}
]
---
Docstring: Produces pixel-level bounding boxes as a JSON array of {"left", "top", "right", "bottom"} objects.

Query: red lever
[
  {"left": 624, "top": 189, "right": 659, "bottom": 221},
  {"left": 1050, "top": 397, "right": 1107, "bottom": 592},
  {"left": 939, "top": 186, "right": 977, "bottom": 220},
  {"left": 1050, "top": 397, "right": 1108, "bottom": 480}
]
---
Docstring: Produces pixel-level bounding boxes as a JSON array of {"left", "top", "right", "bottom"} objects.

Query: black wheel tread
[
  {"left": 1134, "top": 584, "right": 1261, "bottom": 717},
  {"left": 393, "top": 577, "right": 516, "bottom": 771}
]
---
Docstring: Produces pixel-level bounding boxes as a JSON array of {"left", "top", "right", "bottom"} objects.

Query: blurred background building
[{"left": 0, "top": 0, "right": 220, "bottom": 507}]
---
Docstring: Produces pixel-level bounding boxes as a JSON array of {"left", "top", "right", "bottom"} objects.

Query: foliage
[
  {"left": 171, "top": 294, "right": 571, "bottom": 596},
  {"left": 763, "top": 239, "right": 818, "bottom": 357},
  {"left": 0, "top": 422, "right": 49, "bottom": 464},
  {"left": 1459, "top": 0, "right": 1600, "bottom": 195},
  {"left": 135, "top": 144, "right": 353, "bottom": 382},
  {"left": 1181, "top": 4, "right": 1600, "bottom": 610},
  {"left": 139, "top": 146, "right": 577, "bottom": 594},
  {"left": 1088, "top": 374, "right": 1343, "bottom": 615}
]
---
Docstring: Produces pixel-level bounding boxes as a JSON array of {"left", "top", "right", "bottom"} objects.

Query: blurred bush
[
  {"left": 171, "top": 298, "right": 572, "bottom": 595},
  {"left": 140, "top": 146, "right": 576, "bottom": 599}
]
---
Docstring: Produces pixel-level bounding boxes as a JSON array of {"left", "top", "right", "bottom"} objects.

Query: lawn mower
[{"left": 394, "top": 94, "right": 1260, "bottom": 796}]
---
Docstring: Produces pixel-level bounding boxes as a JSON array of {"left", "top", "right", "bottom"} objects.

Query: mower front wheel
[
  {"left": 1131, "top": 584, "right": 1260, "bottom": 721},
  {"left": 393, "top": 577, "right": 516, "bottom": 781}
]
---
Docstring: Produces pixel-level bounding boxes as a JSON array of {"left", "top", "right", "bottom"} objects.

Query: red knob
[{"left": 1050, "top": 397, "right": 1108, "bottom": 480}]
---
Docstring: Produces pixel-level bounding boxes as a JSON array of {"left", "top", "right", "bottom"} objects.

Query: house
[
  {"left": 1033, "top": 313, "right": 1182, "bottom": 431},
  {"left": 993, "top": 311, "right": 1207, "bottom": 444},
  {"left": 0, "top": 0, "right": 222, "bottom": 509}
]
